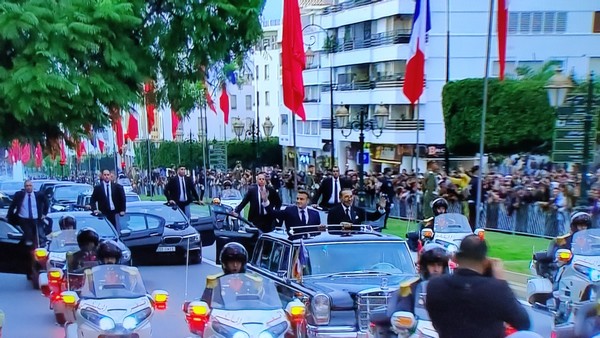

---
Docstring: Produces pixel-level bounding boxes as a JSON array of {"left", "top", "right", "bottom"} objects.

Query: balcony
[
  {"left": 321, "top": 119, "right": 424, "bottom": 131},
  {"left": 322, "top": 0, "right": 382, "bottom": 15},
  {"left": 320, "top": 76, "right": 426, "bottom": 92},
  {"left": 324, "top": 29, "right": 411, "bottom": 54}
]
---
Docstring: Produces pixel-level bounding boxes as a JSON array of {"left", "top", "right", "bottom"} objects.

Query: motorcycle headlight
[
  {"left": 81, "top": 308, "right": 115, "bottom": 330},
  {"left": 212, "top": 321, "right": 249, "bottom": 338},
  {"left": 122, "top": 307, "right": 152, "bottom": 330},
  {"left": 574, "top": 264, "right": 600, "bottom": 282},
  {"left": 260, "top": 321, "right": 288, "bottom": 338},
  {"left": 121, "top": 249, "right": 131, "bottom": 262}
]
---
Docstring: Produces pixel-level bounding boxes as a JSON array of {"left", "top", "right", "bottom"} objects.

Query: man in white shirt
[
  {"left": 312, "top": 166, "right": 351, "bottom": 209},
  {"left": 165, "top": 165, "right": 200, "bottom": 219},
  {"left": 89, "top": 169, "right": 126, "bottom": 228}
]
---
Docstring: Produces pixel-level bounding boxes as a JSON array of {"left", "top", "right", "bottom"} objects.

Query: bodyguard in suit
[
  {"left": 327, "top": 189, "right": 386, "bottom": 225},
  {"left": 312, "top": 166, "right": 351, "bottom": 209},
  {"left": 234, "top": 173, "right": 282, "bottom": 232},
  {"left": 268, "top": 190, "right": 321, "bottom": 234},
  {"left": 89, "top": 169, "right": 126, "bottom": 228},
  {"left": 165, "top": 165, "right": 200, "bottom": 219},
  {"left": 7, "top": 180, "right": 49, "bottom": 246}
]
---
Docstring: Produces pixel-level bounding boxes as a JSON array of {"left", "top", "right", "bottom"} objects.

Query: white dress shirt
[{"left": 19, "top": 192, "right": 38, "bottom": 219}]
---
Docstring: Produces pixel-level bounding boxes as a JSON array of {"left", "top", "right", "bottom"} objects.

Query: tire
[
  {"left": 189, "top": 250, "right": 202, "bottom": 265},
  {"left": 55, "top": 313, "right": 66, "bottom": 325},
  {"left": 31, "top": 272, "right": 40, "bottom": 290}
]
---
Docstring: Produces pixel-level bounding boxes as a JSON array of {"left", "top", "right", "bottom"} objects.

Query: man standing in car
[
  {"left": 89, "top": 169, "right": 126, "bottom": 229},
  {"left": 165, "top": 165, "right": 200, "bottom": 219},
  {"left": 7, "top": 180, "right": 49, "bottom": 246},
  {"left": 234, "top": 173, "right": 281, "bottom": 232}
]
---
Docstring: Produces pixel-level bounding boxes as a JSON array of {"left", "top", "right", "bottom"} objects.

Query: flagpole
[
  {"left": 415, "top": 103, "right": 420, "bottom": 174},
  {"left": 475, "top": 0, "right": 495, "bottom": 230},
  {"left": 203, "top": 105, "right": 209, "bottom": 195},
  {"left": 443, "top": 0, "right": 451, "bottom": 171},
  {"left": 292, "top": 113, "right": 298, "bottom": 193}
]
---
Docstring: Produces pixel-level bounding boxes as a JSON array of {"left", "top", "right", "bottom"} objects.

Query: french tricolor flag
[
  {"left": 403, "top": 0, "right": 431, "bottom": 105},
  {"left": 97, "top": 132, "right": 106, "bottom": 154},
  {"left": 128, "top": 105, "right": 140, "bottom": 141}
]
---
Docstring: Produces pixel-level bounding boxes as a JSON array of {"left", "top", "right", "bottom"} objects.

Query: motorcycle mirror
[
  {"left": 421, "top": 228, "right": 434, "bottom": 239},
  {"left": 391, "top": 311, "right": 416, "bottom": 330},
  {"left": 555, "top": 249, "right": 572, "bottom": 263}
]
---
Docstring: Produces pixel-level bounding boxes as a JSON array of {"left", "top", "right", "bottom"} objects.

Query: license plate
[{"left": 156, "top": 246, "right": 176, "bottom": 252}]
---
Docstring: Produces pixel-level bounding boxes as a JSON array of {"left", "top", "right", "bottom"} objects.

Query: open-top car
[
  {"left": 49, "top": 183, "right": 93, "bottom": 213},
  {"left": 225, "top": 224, "right": 419, "bottom": 337}
]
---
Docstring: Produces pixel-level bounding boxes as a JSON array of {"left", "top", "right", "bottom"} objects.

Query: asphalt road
[
  {"left": 0, "top": 245, "right": 221, "bottom": 338},
  {"left": 0, "top": 242, "right": 554, "bottom": 338}
]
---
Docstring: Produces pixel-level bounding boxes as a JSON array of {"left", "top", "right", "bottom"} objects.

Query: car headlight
[
  {"left": 122, "top": 307, "right": 152, "bottom": 330},
  {"left": 121, "top": 250, "right": 131, "bottom": 262},
  {"left": 81, "top": 308, "right": 115, "bottom": 331},
  {"left": 446, "top": 243, "right": 459, "bottom": 255},
  {"left": 574, "top": 264, "right": 600, "bottom": 282},
  {"left": 260, "top": 321, "right": 288, "bottom": 338},
  {"left": 312, "top": 293, "right": 330, "bottom": 325}
]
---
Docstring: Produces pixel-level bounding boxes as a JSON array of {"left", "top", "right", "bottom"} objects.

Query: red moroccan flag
[
  {"left": 171, "top": 109, "right": 180, "bottom": 140},
  {"left": 144, "top": 81, "right": 156, "bottom": 133},
  {"left": 497, "top": 0, "right": 509, "bottom": 81},
  {"left": 219, "top": 83, "right": 230, "bottom": 125},
  {"left": 59, "top": 139, "right": 67, "bottom": 166},
  {"left": 21, "top": 143, "right": 31, "bottom": 164},
  {"left": 281, "top": 0, "right": 306, "bottom": 120},
  {"left": 35, "top": 142, "right": 43, "bottom": 168}
]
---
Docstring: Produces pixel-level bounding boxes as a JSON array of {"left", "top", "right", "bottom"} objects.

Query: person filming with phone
[{"left": 426, "top": 235, "right": 530, "bottom": 338}]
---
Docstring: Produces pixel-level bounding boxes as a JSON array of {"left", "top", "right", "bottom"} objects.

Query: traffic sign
[
  {"left": 357, "top": 152, "right": 370, "bottom": 165},
  {"left": 551, "top": 103, "right": 598, "bottom": 163},
  {"left": 209, "top": 143, "right": 228, "bottom": 171}
]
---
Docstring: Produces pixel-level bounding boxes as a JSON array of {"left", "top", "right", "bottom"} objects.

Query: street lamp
[
  {"left": 336, "top": 103, "right": 388, "bottom": 207},
  {"left": 545, "top": 68, "right": 595, "bottom": 206},
  {"left": 231, "top": 117, "right": 274, "bottom": 181},
  {"left": 262, "top": 117, "right": 274, "bottom": 140},
  {"left": 545, "top": 68, "right": 574, "bottom": 109},
  {"left": 303, "top": 23, "right": 335, "bottom": 170}
]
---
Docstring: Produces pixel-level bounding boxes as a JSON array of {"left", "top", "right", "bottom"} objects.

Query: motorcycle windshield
[
  {"left": 220, "top": 189, "right": 242, "bottom": 200},
  {"left": 572, "top": 229, "right": 600, "bottom": 256},
  {"left": 49, "top": 230, "right": 79, "bottom": 252},
  {"left": 434, "top": 213, "right": 472, "bottom": 233},
  {"left": 211, "top": 273, "right": 283, "bottom": 311},
  {"left": 80, "top": 265, "right": 147, "bottom": 299}
]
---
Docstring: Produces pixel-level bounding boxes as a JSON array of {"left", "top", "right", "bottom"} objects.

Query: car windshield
[
  {"left": 117, "top": 178, "right": 132, "bottom": 186},
  {"left": 80, "top": 265, "right": 147, "bottom": 299},
  {"left": 54, "top": 185, "right": 92, "bottom": 202},
  {"left": 32, "top": 181, "right": 53, "bottom": 191},
  {"left": 221, "top": 189, "right": 242, "bottom": 200},
  {"left": 48, "top": 215, "right": 117, "bottom": 239},
  {"left": 190, "top": 204, "right": 211, "bottom": 217},
  {"left": 0, "top": 181, "right": 23, "bottom": 191},
  {"left": 126, "top": 195, "right": 140, "bottom": 203},
  {"left": 572, "top": 229, "right": 600, "bottom": 256},
  {"left": 49, "top": 230, "right": 80, "bottom": 252},
  {"left": 434, "top": 213, "right": 472, "bottom": 233},
  {"left": 211, "top": 273, "right": 282, "bottom": 311},
  {"left": 128, "top": 204, "right": 187, "bottom": 222},
  {"left": 304, "top": 241, "right": 415, "bottom": 276}
]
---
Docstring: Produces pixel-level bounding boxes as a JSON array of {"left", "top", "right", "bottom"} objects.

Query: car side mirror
[
  {"left": 120, "top": 229, "right": 132, "bottom": 238},
  {"left": 7, "top": 232, "right": 23, "bottom": 240}
]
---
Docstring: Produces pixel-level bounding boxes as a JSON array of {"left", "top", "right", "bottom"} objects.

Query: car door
[
  {"left": 117, "top": 213, "right": 165, "bottom": 252},
  {"left": 0, "top": 220, "right": 28, "bottom": 274},
  {"left": 190, "top": 204, "right": 216, "bottom": 246},
  {"left": 214, "top": 213, "right": 260, "bottom": 263},
  {"left": 250, "top": 239, "right": 298, "bottom": 305}
]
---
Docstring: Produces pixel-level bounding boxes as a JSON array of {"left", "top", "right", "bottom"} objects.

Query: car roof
[
  {"left": 54, "top": 183, "right": 92, "bottom": 188},
  {"left": 262, "top": 226, "right": 404, "bottom": 244},
  {"left": 46, "top": 211, "right": 101, "bottom": 219},
  {"left": 127, "top": 201, "right": 167, "bottom": 207}
]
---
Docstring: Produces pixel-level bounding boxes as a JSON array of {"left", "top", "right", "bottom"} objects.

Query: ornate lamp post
[
  {"left": 231, "top": 117, "right": 274, "bottom": 182},
  {"left": 336, "top": 103, "right": 388, "bottom": 207}
]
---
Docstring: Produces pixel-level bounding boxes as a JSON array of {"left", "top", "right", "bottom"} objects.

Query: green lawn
[
  {"left": 140, "top": 194, "right": 167, "bottom": 201},
  {"left": 383, "top": 218, "right": 550, "bottom": 275}
]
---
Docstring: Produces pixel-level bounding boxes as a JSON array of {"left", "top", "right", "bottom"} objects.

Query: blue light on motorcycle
[
  {"left": 232, "top": 332, "right": 250, "bottom": 338},
  {"left": 122, "top": 316, "right": 138, "bottom": 330},
  {"left": 213, "top": 321, "right": 250, "bottom": 338},
  {"left": 260, "top": 321, "right": 289, "bottom": 337},
  {"left": 123, "top": 307, "right": 152, "bottom": 330},
  {"left": 590, "top": 269, "right": 600, "bottom": 282},
  {"left": 574, "top": 264, "right": 600, "bottom": 282}
]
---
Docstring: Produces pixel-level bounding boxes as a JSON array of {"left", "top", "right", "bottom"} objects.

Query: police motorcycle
[
  {"left": 528, "top": 227, "right": 600, "bottom": 325},
  {"left": 549, "top": 289, "right": 600, "bottom": 338},
  {"left": 62, "top": 264, "right": 168, "bottom": 338},
  {"left": 182, "top": 243, "right": 305, "bottom": 337}
]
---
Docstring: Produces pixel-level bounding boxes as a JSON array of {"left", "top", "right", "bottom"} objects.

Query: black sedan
[
  {"left": 0, "top": 180, "right": 23, "bottom": 199},
  {"left": 48, "top": 183, "right": 92, "bottom": 213},
  {"left": 121, "top": 202, "right": 202, "bottom": 264},
  {"left": 0, "top": 219, "right": 29, "bottom": 274}
]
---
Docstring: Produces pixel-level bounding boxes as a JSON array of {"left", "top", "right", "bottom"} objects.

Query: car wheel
[
  {"left": 31, "top": 272, "right": 40, "bottom": 290},
  {"left": 189, "top": 250, "right": 202, "bottom": 265},
  {"left": 55, "top": 313, "right": 66, "bottom": 325}
]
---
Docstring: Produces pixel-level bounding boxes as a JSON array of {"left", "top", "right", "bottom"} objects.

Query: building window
[
  {"left": 255, "top": 65, "right": 259, "bottom": 80},
  {"left": 594, "top": 12, "right": 600, "bottom": 33},
  {"left": 389, "top": 105, "right": 411, "bottom": 120},
  {"left": 245, "top": 95, "right": 252, "bottom": 110},
  {"left": 304, "top": 85, "right": 321, "bottom": 102},
  {"left": 230, "top": 95, "right": 237, "bottom": 110},
  {"left": 281, "top": 114, "right": 289, "bottom": 135},
  {"left": 590, "top": 58, "right": 600, "bottom": 74},
  {"left": 509, "top": 12, "right": 567, "bottom": 35},
  {"left": 265, "top": 91, "right": 270, "bottom": 106},
  {"left": 264, "top": 65, "right": 270, "bottom": 80}
]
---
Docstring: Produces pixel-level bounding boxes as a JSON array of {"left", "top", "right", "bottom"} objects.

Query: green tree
[
  {"left": 443, "top": 78, "right": 555, "bottom": 155},
  {"left": 0, "top": 0, "right": 263, "bottom": 146}
]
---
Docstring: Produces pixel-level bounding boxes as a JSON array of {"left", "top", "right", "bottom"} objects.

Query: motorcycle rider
[
  {"left": 201, "top": 243, "right": 249, "bottom": 305},
  {"left": 550, "top": 211, "right": 592, "bottom": 256},
  {"left": 97, "top": 240, "right": 122, "bottom": 265},
  {"left": 421, "top": 197, "right": 449, "bottom": 231},
  {"left": 67, "top": 228, "right": 100, "bottom": 272}
]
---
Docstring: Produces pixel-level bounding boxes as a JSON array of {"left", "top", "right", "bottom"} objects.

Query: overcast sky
[{"left": 262, "top": 0, "right": 283, "bottom": 21}]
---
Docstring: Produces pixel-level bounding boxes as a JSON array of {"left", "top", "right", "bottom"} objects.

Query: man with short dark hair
[
  {"left": 327, "top": 189, "right": 385, "bottom": 225},
  {"left": 89, "top": 169, "right": 126, "bottom": 228},
  {"left": 165, "top": 165, "right": 199, "bottom": 219},
  {"left": 312, "top": 166, "right": 351, "bottom": 209},
  {"left": 7, "top": 180, "right": 49, "bottom": 246},
  {"left": 268, "top": 190, "right": 321, "bottom": 234},
  {"left": 426, "top": 235, "right": 530, "bottom": 338},
  {"left": 234, "top": 172, "right": 281, "bottom": 232}
]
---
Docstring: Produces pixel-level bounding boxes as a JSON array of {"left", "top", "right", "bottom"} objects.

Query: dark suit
[
  {"left": 327, "top": 204, "right": 384, "bottom": 225},
  {"left": 312, "top": 177, "right": 352, "bottom": 209},
  {"left": 164, "top": 175, "right": 200, "bottom": 218},
  {"left": 268, "top": 205, "right": 320, "bottom": 234},
  {"left": 235, "top": 185, "right": 281, "bottom": 232},
  {"left": 7, "top": 190, "right": 49, "bottom": 246},
  {"left": 90, "top": 181, "right": 126, "bottom": 228}
]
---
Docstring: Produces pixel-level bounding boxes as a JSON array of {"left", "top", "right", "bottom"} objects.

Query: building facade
[{"left": 278, "top": 0, "right": 600, "bottom": 173}]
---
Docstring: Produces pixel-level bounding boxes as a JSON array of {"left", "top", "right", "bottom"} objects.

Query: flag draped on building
[
  {"left": 128, "top": 106, "right": 140, "bottom": 141},
  {"left": 497, "top": 0, "right": 509, "bottom": 81},
  {"left": 292, "top": 239, "right": 310, "bottom": 283},
  {"left": 171, "top": 109, "right": 180, "bottom": 140},
  {"left": 144, "top": 81, "right": 156, "bottom": 133},
  {"left": 403, "top": 0, "right": 431, "bottom": 105},
  {"left": 219, "top": 82, "right": 230, "bottom": 125},
  {"left": 281, "top": 0, "right": 306, "bottom": 120}
]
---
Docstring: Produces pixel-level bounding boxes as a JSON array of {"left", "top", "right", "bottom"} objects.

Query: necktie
[
  {"left": 181, "top": 177, "right": 187, "bottom": 201},
  {"left": 260, "top": 187, "right": 265, "bottom": 215},
  {"left": 334, "top": 179, "right": 339, "bottom": 204},
  {"left": 106, "top": 183, "right": 110, "bottom": 202},
  {"left": 301, "top": 209, "right": 306, "bottom": 225},
  {"left": 346, "top": 207, "right": 351, "bottom": 220},
  {"left": 28, "top": 193, "right": 33, "bottom": 219}
]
